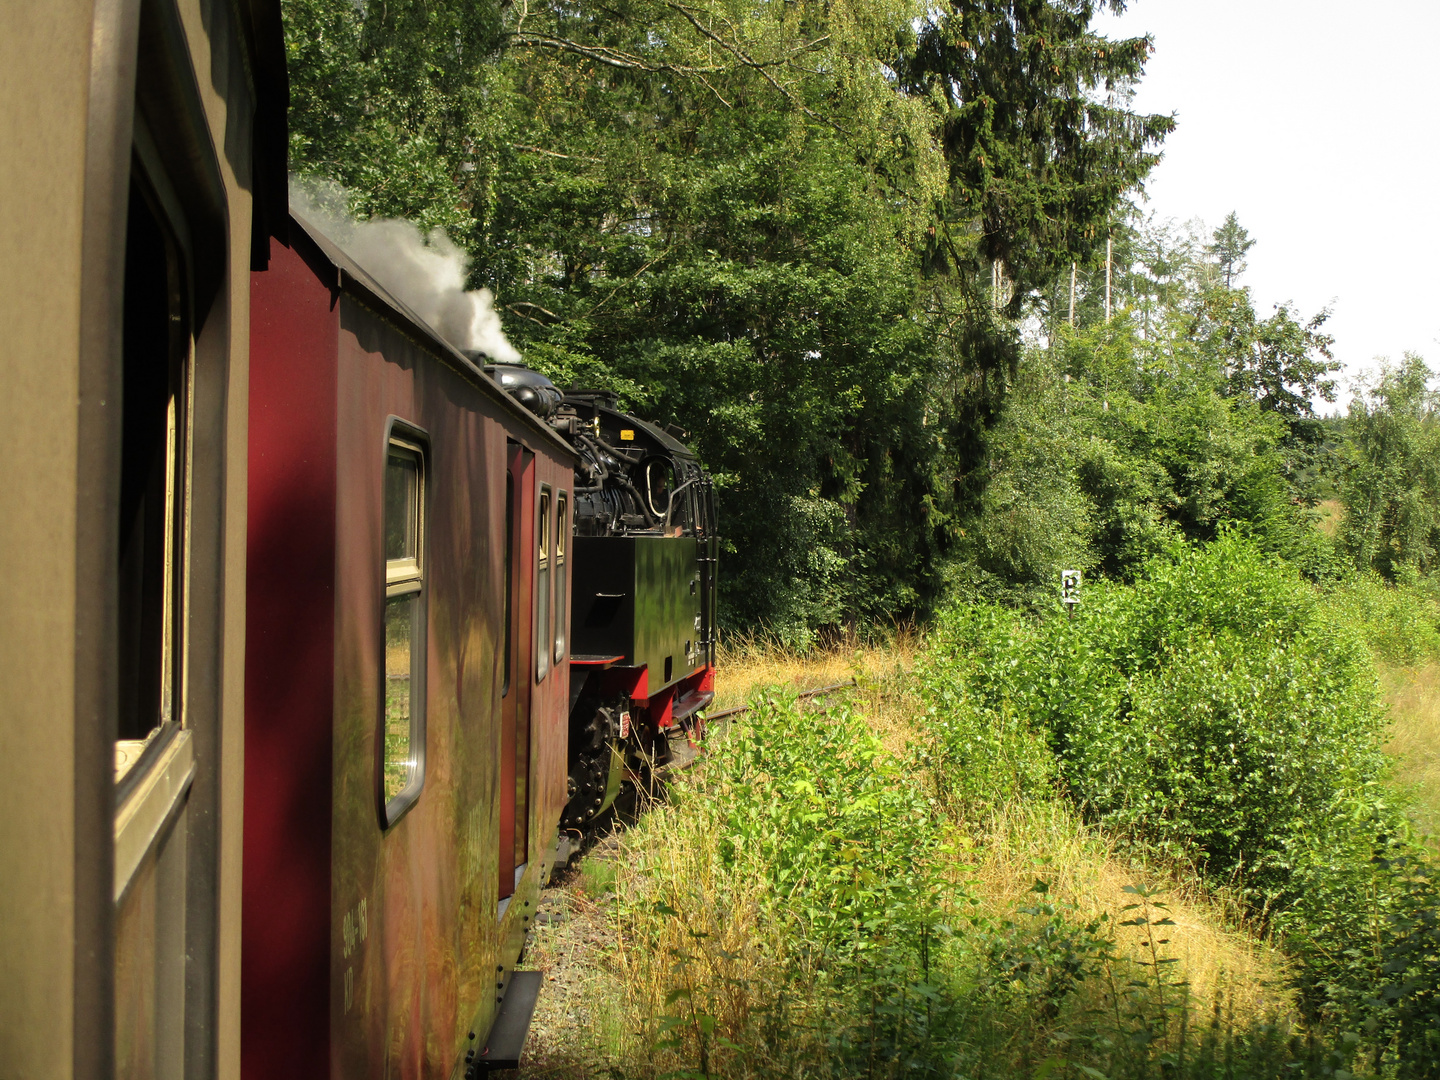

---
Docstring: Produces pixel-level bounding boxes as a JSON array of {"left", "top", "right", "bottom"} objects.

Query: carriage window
[
  {"left": 115, "top": 175, "right": 188, "bottom": 786},
  {"left": 536, "top": 487, "right": 551, "bottom": 682},
  {"left": 382, "top": 435, "right": 426, "bottom": 825},
  {"left": 554, "top": 493, "right": 568, "bottom": 664}
]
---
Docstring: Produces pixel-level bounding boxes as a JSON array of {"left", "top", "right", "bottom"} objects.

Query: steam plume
[{"left": 290, "top": 178, "right": 521, "bottom": 364}]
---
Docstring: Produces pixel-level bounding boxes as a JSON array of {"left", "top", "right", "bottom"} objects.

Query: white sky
[{"left": 1092, "top": 0, "right": 1440, "bottom": 404}]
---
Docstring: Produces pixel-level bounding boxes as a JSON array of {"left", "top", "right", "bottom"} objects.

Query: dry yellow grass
[
  {"left": 967, "top": 800, "right": 1294, "bottom": 1028},
  {"left": 711, "top": 626, "right": 921, "bottom": 709},
  {"left": 711, "top": 628, "right": 924, "bottom": 755},
  {"left": 1382, "top": 661, "right": 1440, "bottom": 834},
  {"left": 1314, "top": 498, "right": 1345, "bottom": 538}
]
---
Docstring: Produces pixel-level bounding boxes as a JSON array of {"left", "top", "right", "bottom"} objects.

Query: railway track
[
  {"left": 701, "top": 677, "right": 858, "bottom": 722},
  {"left": 662, "top": 678, "right": 858, "bottom": 774}
]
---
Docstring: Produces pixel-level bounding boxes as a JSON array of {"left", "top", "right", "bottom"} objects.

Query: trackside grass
[{"left": 523, "top": 540, "right": 1440, "bottom": 1079}]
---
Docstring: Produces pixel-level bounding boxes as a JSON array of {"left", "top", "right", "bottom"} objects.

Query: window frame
[
  {"left": 535, "top": 484, "right": 552, "bottom": 684},
  {"left": 553, "top": 491, "right": 568, "bottom": 665},
  {"left": 378, "top": 419, "right": 430, "bottom": 829}
]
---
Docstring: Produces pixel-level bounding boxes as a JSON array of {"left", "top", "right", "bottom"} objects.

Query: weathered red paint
[
  {"left": 243, "top": 216, "right": 576, "bottom": 1078},
  {"left": 243, "top": 233, "right": 340, "bottom": 1078},
  {"left": 499, "top": 445, "right": 535, "bottom": 900}
]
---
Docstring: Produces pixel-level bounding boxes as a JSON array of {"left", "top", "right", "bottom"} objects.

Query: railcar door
[{"left": 500, "top": 443, "right": 536, "bottom": 901}]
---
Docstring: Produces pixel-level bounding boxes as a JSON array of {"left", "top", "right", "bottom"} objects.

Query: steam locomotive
[
  {"left": 1, "top": 4, "right": 715, "bottom": 1077},
  {"left": 486, "top": 366, "right": 719, "bottom": 830}
]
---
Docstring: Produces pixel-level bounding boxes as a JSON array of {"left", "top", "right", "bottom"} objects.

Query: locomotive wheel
[
  {"left": 561, "top": 697, "right": 620, "bottom": 829},
  {"left": 562, "top": 697, "right": 678, "bottom": 829}
]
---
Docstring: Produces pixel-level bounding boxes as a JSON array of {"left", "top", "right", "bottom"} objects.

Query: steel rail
[{"left": 701, "top": 678, "right": 857, "bottom": 723}]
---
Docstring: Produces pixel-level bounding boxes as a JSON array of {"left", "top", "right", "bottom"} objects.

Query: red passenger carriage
[{"left": 245, "top": 215, "right": 576, "bottom": 1078}]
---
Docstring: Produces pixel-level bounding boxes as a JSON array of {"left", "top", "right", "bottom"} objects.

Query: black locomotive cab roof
[{"left": 564, "top": 391, "right": 696, "bottom": 461}]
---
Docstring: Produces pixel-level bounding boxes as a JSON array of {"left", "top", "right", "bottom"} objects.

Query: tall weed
[
  {"left": 615, "top": 694, "right": 963, "bottom": 1079},
  {"left": 608, "top": 689, "right": 1320, "bottom": 1080}
]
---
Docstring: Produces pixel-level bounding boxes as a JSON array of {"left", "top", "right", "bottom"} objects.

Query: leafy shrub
[
  {"left": 921, "top": 533, "right": 1440, "bottom": 1071},
  {"left": 616, "top": 693, "right": 966, "bottom": 1079},
  {"left": 925, "top": 532, "right": 1391, "bottom": 915},
  {"left": 1276, "top": 837, "right": 1440, "bottom": 1070},
  {"left": 1329, "top": 572, "right": 1440, "bottom": 666},
  {"left": 706, "top": 694, "right": 953, "bottom": 953},
  {"left": 916, "top": 604, "right": 1061, "bottom": 817}
]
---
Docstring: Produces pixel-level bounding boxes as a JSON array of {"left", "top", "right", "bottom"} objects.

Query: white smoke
[{"left": 290, "top": 178, "right": 522, "bottom": 364}]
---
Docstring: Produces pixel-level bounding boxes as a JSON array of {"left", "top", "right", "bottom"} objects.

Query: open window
[
  {"left": 380, "top": 425, "right": 427, "bottom": 827},
  {"left": 114, "top": 166, "right": 190, "bottom": 792},
  {"left": 554, "top": 492, "right": 568, "bottom": 664},
  {"left": 502, "top": 468, "right": 514, "bottom": 697},
  {"left": 535, "top": 486, "right": 552, "bottom": 683}
]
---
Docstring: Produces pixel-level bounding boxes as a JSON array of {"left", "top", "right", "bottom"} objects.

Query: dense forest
[
  {"left": 283, "top": 0, "right": 1437, "bottom": 641},
  {"left": 286, "top": 4, "right": 1440, "bottom": 1073}
]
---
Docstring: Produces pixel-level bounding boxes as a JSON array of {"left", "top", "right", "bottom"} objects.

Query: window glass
[
  {"left": 383, "top": 599, "right": 415, "bottom": 799},
  {"left": 554, "top": 494, "right": 568, "bottom": 663},
  {"left": 382, "top": 435, "right": 425, "bottom": 825},
  {"left": 116, "top": 174, "right": 188, "bottom": 785},
  {"left": 384, "top": 453, "right": 419, "bottom": 563},
  {"left": 502, "top": 468, "right": 513, "bottom": 697}
]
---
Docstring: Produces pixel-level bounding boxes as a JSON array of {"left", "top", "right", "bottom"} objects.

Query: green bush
[
  {"left": 925, "top": 532, "right": 1391, "bottom": 914},
  {"left": 921, "top": 533, "right": 1440, "bottom": 1071},
  {"left": 1329, "top": 572, "right": 1440, "bottom": 666},
  {"left": 707, "top": 694, "right": 953, "bottom": 952},
  {"left": 916, "top": 604, "right": 1061, "bottom": 817}
]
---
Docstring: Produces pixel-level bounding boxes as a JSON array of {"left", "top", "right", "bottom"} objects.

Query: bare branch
[
  {"left": 513, "top": 143, "right": 603, "bottom": 164},
  {"left": 509, "top": 32, "right": 725, "bottom": 74},
  {"left": 662, "top": 2, "right": 834, "bottom": 126},
  {"left": 585, "top": 258, "right": 660, "bottom": 319},
  {"left": 693, "top": 71, "right": 734, "bottom": 109},
  {"left": 508, "top": 300, "right": 565, "bottom": 321}
]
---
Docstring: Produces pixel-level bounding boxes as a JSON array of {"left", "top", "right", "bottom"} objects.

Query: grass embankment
[
  {"left": 1332, "top": 571, "right": 1440, "bottom": 834},
  {"left": 525, "top": 545, "right": 1440, "bottom": 1079},
  {"left": 1385, "top": 663, "right": 1440, "bottom": 834},
  {"left": 712, "top": 630, "right": 1290, "bottom": 1030}
]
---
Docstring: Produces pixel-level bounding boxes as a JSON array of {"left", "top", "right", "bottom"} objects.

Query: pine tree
[
  {"left": 898, "top": 0, "right": 1175, "bottom": 306},
  {"left": 1207, "top": 211, "right": 1255, "bottom": 288}
]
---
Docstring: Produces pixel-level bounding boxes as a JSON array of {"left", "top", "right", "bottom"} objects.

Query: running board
[
  {"left": 671, "top": 689, "right": 714, "bottom": 725},
  {"left": 466, "top": 971, "right": 543, "bottom": 1074}
]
